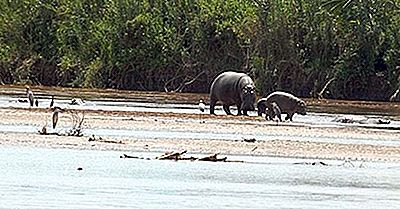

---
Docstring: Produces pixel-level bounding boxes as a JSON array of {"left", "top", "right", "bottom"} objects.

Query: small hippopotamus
[
  {"left": 257, "top": 91, "right": 306, "bottom": 121},
  {"left": 210, "top": 71, "right": 256, "bottom": 116}
]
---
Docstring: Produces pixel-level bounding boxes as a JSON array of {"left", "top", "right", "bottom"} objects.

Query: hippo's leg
[
  {"left": 210, "top": 99, "right": 217, "bottom": 115},
  {"left": 265, "top": 108, "right": 273, "bottom": 120},
  {"left": 277, "top": 114, "right": 282, "bottom": 122},
  {"left": 285, "top": 113, "right": 294, "bottom": 121},
  {"left": 223, "top": 105, "right": 232, "bottom": 115},
  {"left": 236, "top": 103, "right": 242, "bottom": 116},
  {"left": 272, "top": 106, "right": 282, "bottom": 121},
  {"left": 257, "top": 102, "right": 266, "bottom": 116}
]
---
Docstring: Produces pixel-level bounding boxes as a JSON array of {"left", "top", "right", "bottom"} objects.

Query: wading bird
[
  {"left": 50, "top": 95, "right": 54, "bottom": 108},
  {"left": 52, "top": 107, "right": 62, "bottom": 129},
  {"left": 70, "top": 98, "right": 84, "bottom": 105},
  {"left": 26, "top": 86, "right": 34, "bottom": 107},
  {"left": 198, "top": 99, "right": 205, "bottom": 122},
  {"left": 35, "top": 99, "right": 39, "bottom": 107}
]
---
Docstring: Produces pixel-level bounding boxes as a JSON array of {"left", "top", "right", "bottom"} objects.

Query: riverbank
[
  {"left": 0, "top": 106, "right": 399, "bottom": 162},
  {"left": 2, "top": 84, "right": 400, "bottom": 115}
]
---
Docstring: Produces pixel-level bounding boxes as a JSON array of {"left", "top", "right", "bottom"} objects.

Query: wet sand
[{"left": 0, "top": 107, "right": 399, "bottom": 162}]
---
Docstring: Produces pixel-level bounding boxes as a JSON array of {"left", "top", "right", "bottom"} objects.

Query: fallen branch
[
  {"left": 164, "top": 74, "right": 184, "bottom": 92},
  {"left": 122, "top": 151, "right": 231, "bottom": 162},
  {"left": 197, "top": 153, "right": 227, "bottom": 162},
  {"left": 164, "top": 71, "right": 205, "bottom": 93},
  {"left": 242, "top": 138, "right": 256, "bottom": 143},
  {"left": 156, "top": 150, "right": 188, "bottom": 160},
  {"left": 317, "top": 77, "right": 335, "bottom": 99},
  {"left": 293, "top": 161, "right": 328, "bottom": 166},
  {"left": 174, "top": 71, "right": 205, "bottom": 92},
  {"left": 88, "top": 135, "right": 124, "bottom": 144},
  {"left": 389, "top": 89, "right": 400, "bottom": 102},
  {"left": 38, "top": 131, "right": 59, "bottom": 136},
  {"left": 67, "top": 111, "right": 85, "bottom": 137},
  {"left": 120, "top": 154, "right": 139, "bottom": 159},
  {"left": 120, "top": 154, "right": 151, "bottom": 160}
]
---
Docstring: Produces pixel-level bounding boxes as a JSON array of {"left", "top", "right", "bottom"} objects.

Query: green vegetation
[{"left": 1, "top": 0, "right": 399, "bottom": 100}]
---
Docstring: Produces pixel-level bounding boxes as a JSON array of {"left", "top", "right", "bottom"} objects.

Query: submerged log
[
  {"left": 242, "top": 138, "right": 256, "bottom": 143},
  {"left": 121, "top": 151, "right": 233, "bottom": 163},
  {"left": 120, "top": 154, "right": 139, "bottom": 159},
  {"left": 88, "top": 135, "right": 123, "bottom": 144},
  {"left": 197, "top": 153, "right": 227, "bottom": 162},
  {"left": 156, "top": 150, "right": 188, "bottom": 160},
  {"left": 38, "top": 131, "right": 60, "bottom": 136},
  {"left": 293, "top": 161, "right": 328, "bottom": 166}
]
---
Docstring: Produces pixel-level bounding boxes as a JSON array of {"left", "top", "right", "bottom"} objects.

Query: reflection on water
[{"left": 0, "top": 146, "right": 399, "bottom": 208}]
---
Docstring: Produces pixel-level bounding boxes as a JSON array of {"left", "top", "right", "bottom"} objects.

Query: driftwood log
[
  {"left": 156, "top": 150, "right": 188, "bottom": 160},
  {"left": 121, "top": 151, "right": 233, "bottom": 162},
  {"left": 88, "top": 135, "right": 123, "bottom": 144},
  {"left": 197, "top": 153, "right": 227, "bottom": 162}
]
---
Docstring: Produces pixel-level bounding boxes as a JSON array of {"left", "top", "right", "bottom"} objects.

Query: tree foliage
[{"left": 0, "top": 0, "right": 399, "bottom": 100}]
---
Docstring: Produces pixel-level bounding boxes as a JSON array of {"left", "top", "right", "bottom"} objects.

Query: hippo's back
[
  {"left": 210, "top": 71, "right": 246, "bottom": 104},
  {"left": 265, "top": 91, "right": 302, "bottom": 112}
]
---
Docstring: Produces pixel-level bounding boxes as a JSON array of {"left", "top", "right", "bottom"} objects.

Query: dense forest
[{"left": 1, "top": 0, "right": 400, "bottom": 101}]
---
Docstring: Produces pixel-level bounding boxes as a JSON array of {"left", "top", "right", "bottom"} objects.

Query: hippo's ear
[{"left": 298, "top": 101, "right": 306, "bottom": 107}]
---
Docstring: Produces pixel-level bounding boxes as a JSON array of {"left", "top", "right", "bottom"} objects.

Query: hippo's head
[
  {"left": 257, "top": 100, "right": 267, "bottom": 116},
  {"left": 296, "top": 100, "right": 307, "bottom": 115},
  {"left": 240, "top": 84, "right": 256, "bottom": 111}
]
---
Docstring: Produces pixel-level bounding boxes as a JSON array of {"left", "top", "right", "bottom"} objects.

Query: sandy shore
[{"left": 1, "top": 107, "right": 399, "bottom": 162}]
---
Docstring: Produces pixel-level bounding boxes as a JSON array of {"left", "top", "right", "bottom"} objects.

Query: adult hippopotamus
[
  {"left": 210, "top": 71, "right": 256, "bottom": 116},
  {"left": 257, "top": 91, "right": 306, "bottom": 121}
]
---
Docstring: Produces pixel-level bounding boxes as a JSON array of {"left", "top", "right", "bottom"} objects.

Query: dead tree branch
[
  {"left": 174, "top": 71, "right": 206, "bottom": 92},
  {"left": 318, "top": 77, "right": 335, "bottom": 99}
]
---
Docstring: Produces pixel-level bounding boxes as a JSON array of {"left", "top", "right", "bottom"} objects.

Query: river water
[
  {"left": 1, "top": 146, "right": 399, "bottom": 209},
  {"left": 1, "top": 95, "right": 400, "bottom": 128},
  {"left": 1, "top": 92, "right": 400, "bottom": 208}
]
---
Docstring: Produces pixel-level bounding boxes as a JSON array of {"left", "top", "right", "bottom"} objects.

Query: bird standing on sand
[
  {"left": 52, "top": 107, "right": 62, "bottom": 129},
  {"left": 50, "top": 95, "right": 54, "bottom": 108},
  {"left": 70, "top": 98, "right": 84, "bottom": 105},
  {"left": 26, "top": 86, "right": 34, "bottom": 107},
  {"left": 198, "top": 99, "right": 205, "bottom": 122},
  {"left": 199, "top": 100, "right": 205, "bottom": 112}
]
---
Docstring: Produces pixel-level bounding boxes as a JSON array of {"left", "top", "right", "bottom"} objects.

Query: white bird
[
  {"left": 198, "top": 99, "right": 205, "bottom": 122},
  {"left": 198, "top": 100, "right": 205, "bottom": 112},
  {"left": 70, "top": 98, "right": 84, "bottom": 105},
  {"left": 26, "top": 86, "right": 34, "bottom": 107}
]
